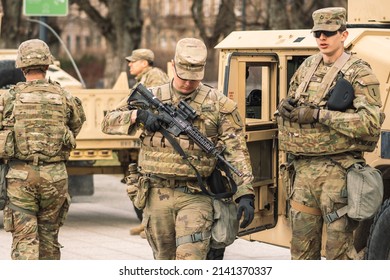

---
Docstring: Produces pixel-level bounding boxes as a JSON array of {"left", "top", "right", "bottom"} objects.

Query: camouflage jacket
[
  {"left": 135, "top": 66, "right": 170, "bottom": 88},
  {"left": 101, "top": 82, "right": 254, "bottom": 201},
  {"left": 277, "top": 53, "right": 384, "bottom": 155}
]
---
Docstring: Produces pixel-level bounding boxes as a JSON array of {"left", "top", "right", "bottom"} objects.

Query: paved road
[{"left": 0, "top": 174, "right": 290, "bottom": 260}]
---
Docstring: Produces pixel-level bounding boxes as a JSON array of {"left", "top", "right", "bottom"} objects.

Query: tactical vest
[
  {"left": 138, "top": 83, "right": 218, "bottom": 178},
  {"left": 12, "top": 81, "right": 72, "bottom": 162},
  {"left": 278, "top": 53, "right": 378, "bottom": 155}
]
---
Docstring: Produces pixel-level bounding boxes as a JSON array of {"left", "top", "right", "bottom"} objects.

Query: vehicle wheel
[
  {"left": 68, "top": 175, "right": 94, "bottom": 196},
  {"left": 0, "top": 60, "right": 25, "bottom": 88},
  {"left": 365, "top": 198, "right": 390, "bottom": 259}
]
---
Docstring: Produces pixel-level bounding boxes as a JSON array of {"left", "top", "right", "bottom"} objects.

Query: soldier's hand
[
  {"left": 277, "top": 97, "right": 298, "bottom": 119},
  {"left": 290, "top": 106, "right": 320, "bottom": 124},
  {"left": 237, "top": 195, "right": 255, "bottom": 228},
  {"left": 136, "top": 109, "right": 163, "bottom": 132}
]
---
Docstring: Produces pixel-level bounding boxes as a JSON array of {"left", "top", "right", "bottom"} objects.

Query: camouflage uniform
[
  {"left": 122, "top": 49, "right": 170, "bottom": 237},
  {"left": 102, "top": 38, "right": 254, "bottom": 260},
  {"left": 126, "top": 48, "right": 170, "bottom": 88},
  {"left": 1, "top": 39, "right": 86, "bottom": 260},
  {"left": 276, "top": 8, "right": 384, "bottom": 260},
  {"left": 115, "top": 49, "right": 170, "bottom": 119}
]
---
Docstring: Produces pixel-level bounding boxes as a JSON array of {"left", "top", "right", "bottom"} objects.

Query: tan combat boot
[
  {"left": 129, "top": 224, "right": 144, "bottom": 235},
  {"left": 139, "top": 230, "right": 146, "bottom": 239}
]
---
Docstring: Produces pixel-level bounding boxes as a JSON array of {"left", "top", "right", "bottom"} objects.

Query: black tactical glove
[
  {"left": 290, "top": 106, "right": 320, "bottom": 124},
  {"left": 236, "top": 195, "right": 255, "bottom": 228},
  {"left": 136, "top": 109, "right": 163, "bottom": 132},
  {"left": 277, "top": 97, "right": 298, "bottom": 120}
]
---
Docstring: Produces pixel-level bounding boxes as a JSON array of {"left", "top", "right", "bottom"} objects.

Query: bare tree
[
  {"left": 250, "top": 0, "right": 347, "bottom": 30},
  {"left": 191, "top": 0, "right": 236, "bottom": 81},
  {"left": 0, "top": 0, "right": 60, "bottom": 49},
  {"left": 287, "top": 0, "right": 347, "bottom": 29},
  {"left": 69, "top": 0, "right": 143, "bottom": 88}
]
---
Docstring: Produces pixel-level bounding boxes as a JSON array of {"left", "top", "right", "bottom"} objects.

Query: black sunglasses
[{"left": 313, "top": 30, "right": 339, "bottom": 38}]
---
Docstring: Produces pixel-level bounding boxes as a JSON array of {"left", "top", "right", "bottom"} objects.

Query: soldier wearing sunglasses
[{"left": 276, "top": 7, "right": 384, "bottom": 260}]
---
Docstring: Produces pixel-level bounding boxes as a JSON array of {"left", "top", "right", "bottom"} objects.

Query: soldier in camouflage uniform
[
  {"left": 102, "top": 38, "right": 255, "bottom": 260},
  {"left": 276, "top": 8, "right": 384, "bottom": 260},
  {"left": 1, "top": 39, "right": 86, "bottom": 260},
  {"left": 124, "top": 48, "right": 170, "bottom": 238},
  {"left": 126, "top": 48, "right": 170, "bottom": 89}
]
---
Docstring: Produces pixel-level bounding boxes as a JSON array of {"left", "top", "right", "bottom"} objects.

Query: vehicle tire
[
  {"left": 0, "top": 60, "right": 25, "bottom": 88},
  {"left": 68, "top": 175, "right": 94, "bottom": 196},
  {"left": 206, "top": 247, "right": 225, "bottom": 260},
  {"left": 365, "top": 198, "right": 390, "bottom": 260}
]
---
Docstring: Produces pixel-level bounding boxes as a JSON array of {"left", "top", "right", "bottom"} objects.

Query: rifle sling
[{"left": 159, "top": 128, "right": 236, "bottom": 199}]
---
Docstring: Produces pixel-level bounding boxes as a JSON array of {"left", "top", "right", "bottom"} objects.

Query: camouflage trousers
[
  {"left": 290, "top": 156, "right": 359, "bottom": 260},
  {"left": 142, "top": 179, "right": 213, "bottom": 260},
  {"left": 2, "top": 161, "right": 70, "bottom": 260}
]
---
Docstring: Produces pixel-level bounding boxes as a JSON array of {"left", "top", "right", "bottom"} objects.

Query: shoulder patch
[
  {"left": 220, "top": 96, "right": 237, "bottom": 114},
  {"left": 355, "top": 72, "right": 381, "bottom": 106}
]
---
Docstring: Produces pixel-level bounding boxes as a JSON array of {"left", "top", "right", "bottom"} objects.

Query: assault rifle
[{"left": 128, "top": 83, "right": 243, "bottom": 177}]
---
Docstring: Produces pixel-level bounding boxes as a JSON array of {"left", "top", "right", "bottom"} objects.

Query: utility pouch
[
  {"left": 133, "top": 176, "right": 150, "bottom": 210},
  {"left": 3, "top": 206, "right": 14, "bottom": 232},
  {"left": 346, "top": 163, "right": 383, "bottom": 221},
  {"left": 207, "top": 166, "right": 231, "bottom": 194},
  {"left": 0, "top": 130, "right": 14, "bottom": 158},
  {"left": 280, "top": 162, "right": 295, "bottom": 200},
  {"left": 0, "top": 163, "right": 9, "bottom": 210},
  {"left": 210, "top": 198, "right": 239, "bottom": 249},
  {"left": 326, "top": 77, "right": 355, "bottom": 112},
  {"left": 125, "top": 163, "right": 141, "bottom": 203},
  {"left": 58, "top": 194, "right": 71, "bottom": 227},
  {"left": 205, "top": 162, "right": 237, "bottom": 199},
  {"left": 326, "top": 163, "right": 384, "bottom": 223}
]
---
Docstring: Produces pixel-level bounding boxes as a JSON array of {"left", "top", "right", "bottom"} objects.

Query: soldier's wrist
[{"left": 131, "top": 110, "right": 138, "bottom": 125}]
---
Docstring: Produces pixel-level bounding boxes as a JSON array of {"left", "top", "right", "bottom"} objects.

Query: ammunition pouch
[
  {"left": 133, "top": 176, "right": 150, "bottom": 210},
  {"left": 0, "top": 130, "right": 14, "bottom": 158},
  {"left": 280, "top": 161, "right": 295, "bottom": 200},
  {"left": 125, "top": 164, "right": 141, "bottom": 203},
  {"left": 0, "top": 163, "right": 9, "bottom": 210}
]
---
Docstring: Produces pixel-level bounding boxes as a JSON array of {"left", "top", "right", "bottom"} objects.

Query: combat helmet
[{"left": 15, "top": 39, "right": 54, "bottom": 69}]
